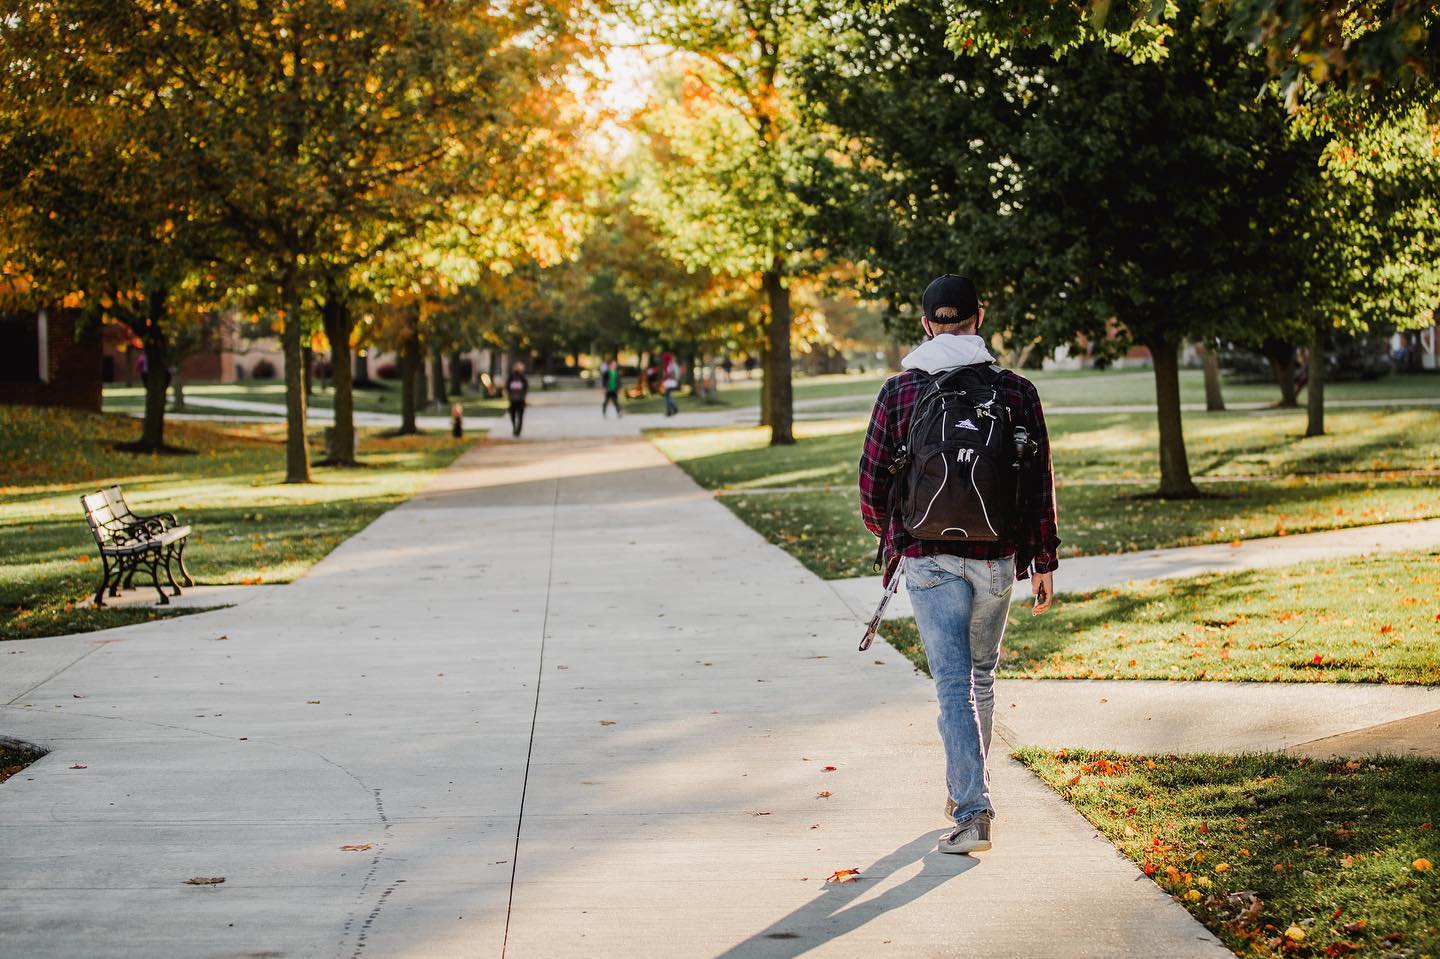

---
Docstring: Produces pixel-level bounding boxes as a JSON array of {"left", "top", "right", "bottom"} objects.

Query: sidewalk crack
[{"left": 501, "top": 476, "right": 561, "bottom": 958}]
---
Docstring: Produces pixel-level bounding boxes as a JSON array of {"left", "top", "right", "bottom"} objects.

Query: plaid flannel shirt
[{"left": 858, "top": 366, "right": 1061, "bottom": 580}]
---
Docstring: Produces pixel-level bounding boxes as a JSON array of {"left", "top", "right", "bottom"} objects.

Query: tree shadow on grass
[
  {"left": 711, "top": 831, "right": 979, "bottom": 959},
  {"left": 111, "top": 442, "right": 197, "bottom": 456}
]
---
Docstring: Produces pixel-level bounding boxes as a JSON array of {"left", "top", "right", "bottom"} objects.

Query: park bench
[{"left": 80, "top": 486, "right": 194, "bottom": 607}]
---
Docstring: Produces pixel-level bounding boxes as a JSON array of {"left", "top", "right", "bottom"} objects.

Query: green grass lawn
[
  {"left": 809, "top": 369, "right": 1440, "bottom": 416},
  {"left": 1, "top": 404, "right": 476, "bottom": 640},
  {"left": 650, "top": 407, "right": 1440, "bottom": 579},
  {"left": 103, "top": 380, "right": 509, "bottom": 418},
  {"left": 880, "top": 548, "right": 1440, "bottom": 684},
  {"left": 1017, "top": 748, "right": 1440, "bottom": 958}
]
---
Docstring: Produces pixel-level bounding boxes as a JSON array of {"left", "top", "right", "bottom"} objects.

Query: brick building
[{"left": 0, "top": 308, "right": 103, "bottom": 411}]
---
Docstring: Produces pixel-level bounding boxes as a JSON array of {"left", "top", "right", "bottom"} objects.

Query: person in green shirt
[{"left": 601, "top": 359, "right": 623, "bottom": 418}]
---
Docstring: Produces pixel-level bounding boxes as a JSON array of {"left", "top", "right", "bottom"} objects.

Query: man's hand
[{"left": 1030, "top": 571, "right": 1054, "bottom": 616}]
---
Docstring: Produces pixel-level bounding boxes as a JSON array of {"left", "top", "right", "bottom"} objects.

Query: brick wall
[{"left": 0, "top": 309, "right": 103, "bottom": 412}]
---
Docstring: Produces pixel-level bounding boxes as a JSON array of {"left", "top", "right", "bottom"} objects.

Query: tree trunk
[
  {"left": 761, "top": 268, "right": 795, "bottom": 445},
  {"left": 1262, "top": 338, "right": 1299, "bottom": 407},
  {"left": 758, "top": 344, "right": 772, "bottom": 426},
  {"left": 169, "top": 366, "right": 186, "bottom": 413},
  {"left": 448, "top": 350, "right": 464, "bottom": 397},
  {"left": 302, "top": 345, "right": 314, "bottom": 396},
  {"left": 322, "top": 294, "right": 356, "bottom": 466},
  {"left": 1306, "top": 321, "right": 1326, "bottom": 437},
  {"left": 280, "top": 269, "right": 312, "bottom": 483},
  {"left": 413, "top": 339, "right": 429, "bottom": 412},
  {"left": 138, "top": 335, "right": 171, "bottom": 451},
  {"left": 354, "top": 351, "right": 371, "bottom": 387},
  {"left": 430, "top": 347, "right": 446, "bottom": 409},
  {"left": 398, "top": 327, "right": 420, "bottom": 435},
  {"left": 1148, "top": 335, "right": 1198, "bottom": 496},
  {"left": 1201, "top": 340, "right": 1225, "bottom": 412}
]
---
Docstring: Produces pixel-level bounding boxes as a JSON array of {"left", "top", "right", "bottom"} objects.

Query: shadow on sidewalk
[{"left": 712, "top": 830, "right": 980, "bottom": 959}]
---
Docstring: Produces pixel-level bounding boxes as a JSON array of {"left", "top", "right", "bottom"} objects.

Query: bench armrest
[{"left": 127, "top": 512, "right": 180, "bottom": 534}]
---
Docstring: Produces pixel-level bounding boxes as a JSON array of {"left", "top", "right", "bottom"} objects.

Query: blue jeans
[{"left": 904, "top": 553, "right": 1014, "bottom": 824}]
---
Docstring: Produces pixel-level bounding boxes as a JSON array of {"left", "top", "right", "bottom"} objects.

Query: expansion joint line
[{"left": 501, "top": 478, "right": 562, "bottom": 958}]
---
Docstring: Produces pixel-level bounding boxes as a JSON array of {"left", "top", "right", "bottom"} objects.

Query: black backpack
[{"left": 896, "top": 363, "right": 1020, "bottom": 543}]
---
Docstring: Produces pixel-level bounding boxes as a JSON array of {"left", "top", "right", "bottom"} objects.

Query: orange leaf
[
  {"left": 816, "top": 791, "right": 832, "bottom": 798},
  {"left": 825, "top": 868, "right": 861, "bottom": 884},
  {"left": 340, "top": 844, "right": 373, "bottom": 852}
]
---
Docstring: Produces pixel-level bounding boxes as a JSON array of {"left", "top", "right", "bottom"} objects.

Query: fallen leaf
[
  {"left": 1312, "top": 654, "right": 1324, "bottom": 665},
  {"left": 184, "top": 876, "right": 225, "bottom": 885},
  {"left": 1284, "top": 925, "right": 1305, "bottom": 942},
  {"left": 822, "top": 766, "right": 837, "bottom": 772},
  {"left": 306, "top": 700, "right": 320, "bottom": 705},
  {"left": 1414, "top": 858, "right": 1433, "bottom": 872},
  {"left": 751, "top": 811, "right": 771, "bottom": 817},
  {"left": 1215, "top": 862, "right": 1230, "bottom": 873},
  {"left": 816, "top": 791, "right": 832, "bottom": 798},
  {"left": 598, "top": 720, "right": 616, "bottom": 726},
  {"left": 71, "top": 693, "right": 84, "bottom": 699},
  {"left": 1380, "top": 624, "right": 1393, "bottom": 634},
  {"left": 1342, "top": 919, "right": 1367, "bottom": 934},
  {"left": 68, "top": 763, "right": 87, "bottom": 769},
  {"left": 340, "top": 844, "right": 373, "bottom": 852},
  {"left": 1183, "top": 889, "right": 1201, "bottom": 902},
  {"left": 825, "top": 868, "right": 860, "bottom": 884}
]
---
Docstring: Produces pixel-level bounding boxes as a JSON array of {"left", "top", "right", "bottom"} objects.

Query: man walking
[
  {"left": 506, "top": 361, "right": 529, "bottom": 438},
  {"left": 858, "top": 274, "right": 1060, "bottom": 854}
]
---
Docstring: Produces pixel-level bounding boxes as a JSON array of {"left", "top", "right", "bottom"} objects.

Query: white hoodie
[{"left": 900, "top": 333, "right": 995, "bottom": 374}]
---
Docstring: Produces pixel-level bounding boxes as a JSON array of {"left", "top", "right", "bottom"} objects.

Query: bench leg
[
  {"left": 162, "top": 546, "right": 182, "bottom": 597},
  {"left": 110, "top": 555, "right": 130, "bottom": 596},
  {"left": 145, "top": 551, "right": 168, "bottom": 605},
  {"left": 175, "top": 539, "right": 195, "bottom": 587},
  {"left": 93, "top": 554, "right": 110, "bottom": 607}
]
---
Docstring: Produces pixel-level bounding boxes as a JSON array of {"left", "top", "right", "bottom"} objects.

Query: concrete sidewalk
[{"left": 0, "top": 435, "right": 1230, "bottom": 959}]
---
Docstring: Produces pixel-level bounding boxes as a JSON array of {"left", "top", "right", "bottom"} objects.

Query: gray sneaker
[{"left": 939, "top": 815, "right": 993, "bottom": 854}]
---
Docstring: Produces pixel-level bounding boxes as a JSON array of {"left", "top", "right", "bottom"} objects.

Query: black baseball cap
[{"left": 922, "top": 274, "right": 980, "bottom": 322}]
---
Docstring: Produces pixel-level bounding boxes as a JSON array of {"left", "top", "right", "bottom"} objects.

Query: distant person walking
[
  {"left": 506, "top": 361, "right": 529, "bottom": 438},
  {"left": 661, "top": 352, "right": 681, "bottom": 417},
  {"left": 859, "top": 274, "right": 1060, "bottom": 856},
  {"left": 601, "top": 360, "right": 623, "bottom": 418}
]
